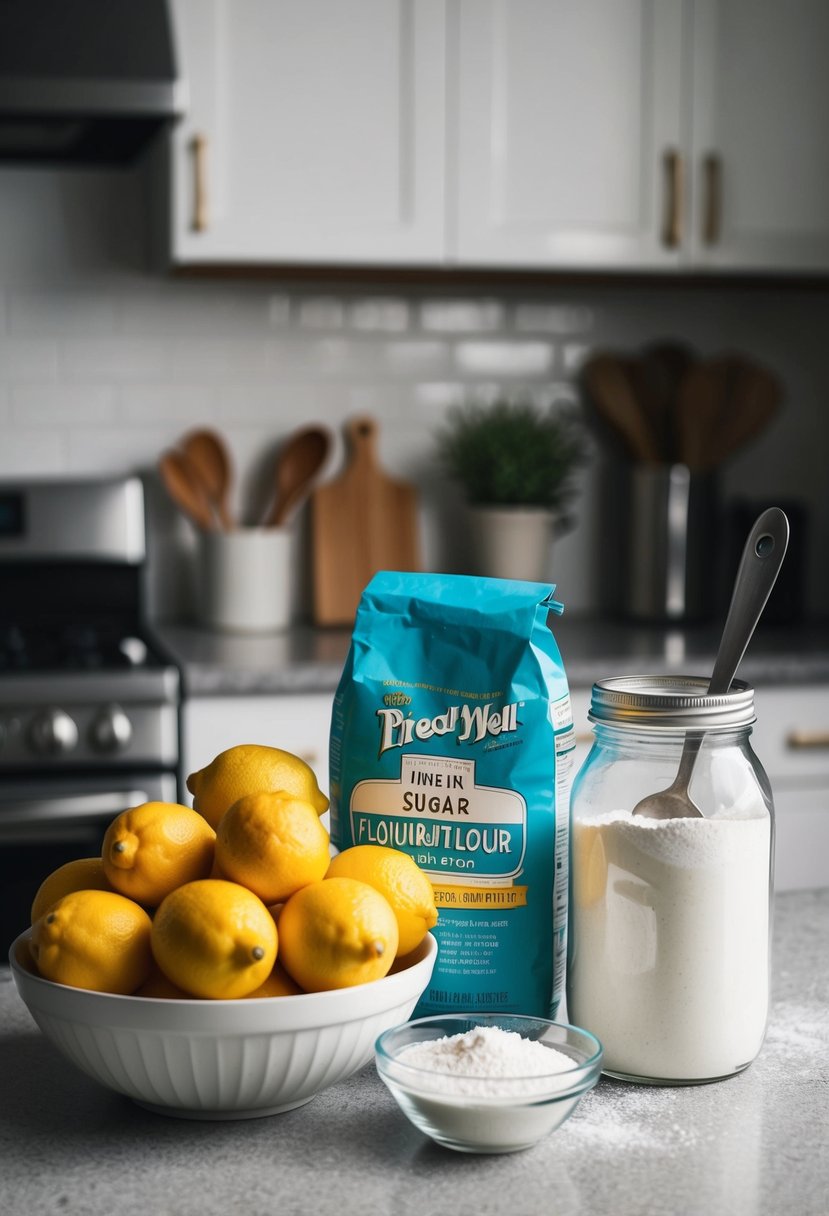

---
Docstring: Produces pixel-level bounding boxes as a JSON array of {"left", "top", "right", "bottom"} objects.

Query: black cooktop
[{"left": 0, "top": 561, "right": 161, "bottom": 674}]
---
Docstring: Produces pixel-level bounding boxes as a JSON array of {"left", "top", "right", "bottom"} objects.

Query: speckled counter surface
[
  {"left": 2, "top": 889, "right": 827, "bottom": 1216},
  {"left": 154, "top": 617, "right": 829, "bottom": 696}
]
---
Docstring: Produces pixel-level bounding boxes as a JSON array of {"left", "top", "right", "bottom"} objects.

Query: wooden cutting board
[{"left": 311, "top": 416, "right": 421, "bottom": 625}]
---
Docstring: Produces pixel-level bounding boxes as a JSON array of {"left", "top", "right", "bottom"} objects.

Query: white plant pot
[{"left": 468, "top": 506, "right": 556, "bottom": 583}]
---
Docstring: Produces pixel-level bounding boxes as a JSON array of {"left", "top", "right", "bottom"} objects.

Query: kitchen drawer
[
  {"left": 752, "top": 687, "right": 829, "bottom": 783},
  {"left": 773, "top": 788, "right": 829, "bottom": 892}
]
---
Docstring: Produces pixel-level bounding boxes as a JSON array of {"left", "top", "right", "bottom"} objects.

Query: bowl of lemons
[{"left": 9, "top": 744, "right": 438, "bottom": 1120}]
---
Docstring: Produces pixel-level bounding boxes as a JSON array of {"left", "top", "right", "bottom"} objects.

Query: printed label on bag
[{"left": 350, "top": 754, "right": 526, "bottom": 881}]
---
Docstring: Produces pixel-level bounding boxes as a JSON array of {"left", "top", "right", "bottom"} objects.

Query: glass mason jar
[{"left": 567, "top": 675, "right": 774, "bottom": 1086}]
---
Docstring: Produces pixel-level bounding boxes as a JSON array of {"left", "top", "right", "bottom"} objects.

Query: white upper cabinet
[
  {"left": 168, "top": 0, "right": 446, "bottom": 265},
  {"left": 451, "top": 0, "right": 686, "bottom": 269},
  {"left": 167, "top": 0, "right": 829, "bottom": 273},
  {"left": 688, "top": 0, "right": 829, "bottom": 272}
]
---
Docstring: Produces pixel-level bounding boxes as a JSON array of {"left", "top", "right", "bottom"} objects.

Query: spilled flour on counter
[{"left": 566, "top": 1084, "right": 700, "bottom": 1156}]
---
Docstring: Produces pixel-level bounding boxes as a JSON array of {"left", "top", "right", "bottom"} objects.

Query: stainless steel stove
[{"left": 0, "top": 477, "right": 181, "bottom": 948}]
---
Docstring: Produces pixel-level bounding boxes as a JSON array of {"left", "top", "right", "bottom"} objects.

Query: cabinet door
[
  {"left": 169, "top": 0, "right": 446, "bottom": 265},
  {"left": 453, "top": 0, "right": 685, "bottom": 269},
  {"left": 689, "top": 0, "right": 829, "bottom": 271}
]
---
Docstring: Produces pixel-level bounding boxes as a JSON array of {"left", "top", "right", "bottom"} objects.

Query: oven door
[{"left": 0, "top": 771, "right": 179, "bottom": 952}]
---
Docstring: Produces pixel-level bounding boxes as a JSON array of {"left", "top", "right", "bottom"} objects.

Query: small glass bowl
[{"left": 375, "top": 1013, "right": 603, "bottom": 1154}]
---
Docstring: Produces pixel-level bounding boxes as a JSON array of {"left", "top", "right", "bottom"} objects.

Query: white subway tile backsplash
[
  {"left": 13, "top": 384, "right": 116, "bottom": 426},
  {"left": 412, "top": 382, "right": 467, "bottom": 412},
  {"left": 384, "top": 339, "right": 452, "bottom": 376},
  {"left": 60, "top": 337, "right": 169, "bottom": 382},
  {"left": 513, "top": 303, "right": 594, "bottom": 335},
  {"left": 0, "top": 259, "right": 825, "bottom": 619},
  {"left": 121, "top": 287, "right": 269, "bottom": 337},
  {"left": 348, "top": 297, "right": 410, "bottom": 333},
  {"left": 0, "top": 338, "right": 58, "bottom": 382},
  {"left": 562, "top": 342, "right": 590, "bottom": 373},
  {"left": 454, "top": 340, "right": 554, "bottom": 377},
  {"left": 9, "top": 289, "right": 118, "bottom": 336},
  {"left": 118, "top": 384, "right": 216, "bottom": 424},
  {"left": 267, "top": 295, "right": 292, "bottom": 328},
  {"left": 167, "top": 338, "right": 271, "bottom": 381},
  {"left": 296, "top": 297, "right": 346, "bottom": 331},
  {"left": 0, "top": 430, "right": 64, "bottom": 475},
  {"left": 64, "top": 426, "right": 175, "bottom": 476},
  {"left": 421, "top": 299, "right": 505, "bottom": 333}
]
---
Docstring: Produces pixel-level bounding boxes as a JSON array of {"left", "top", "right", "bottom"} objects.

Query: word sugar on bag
[{"left": 330, "top": 571, "right": 575, "bottom": 1019}]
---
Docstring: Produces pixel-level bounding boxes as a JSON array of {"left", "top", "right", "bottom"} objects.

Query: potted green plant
[{"left": 436, "top": 401, "right": 587, "bottom": 581}]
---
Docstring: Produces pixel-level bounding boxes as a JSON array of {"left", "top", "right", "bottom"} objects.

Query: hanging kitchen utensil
[
  {"left": 311, "top": 416, "right": 421, "bottom": 626},
  {"left": 181, "top": 428, "right": 234, "bottom": 529},
  {"left": 158, "top": 449, "right": 218, "bottom": 532},
  {"left": 262, "top": 425, "right": 332, "bottom": 528},
  {"left": 582, "top": 353, "right": 662, "bottom": 464}
]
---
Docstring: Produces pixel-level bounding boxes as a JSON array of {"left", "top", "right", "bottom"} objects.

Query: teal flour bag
[{"left": 329, "top": 571, "right": 575, "bottom": 1018}]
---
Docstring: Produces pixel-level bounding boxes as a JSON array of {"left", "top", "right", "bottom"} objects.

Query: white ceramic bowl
[
  {"left": 375, "top": 1013, "right": 602, "bottom": 1153},
  {"left": 10, "top": 931, "right": 436, "bottom": 1120}
]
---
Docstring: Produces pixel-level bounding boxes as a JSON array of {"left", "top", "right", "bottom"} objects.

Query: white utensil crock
[{"left": 198, "top": 528, "right": 291, "bottom": 632}]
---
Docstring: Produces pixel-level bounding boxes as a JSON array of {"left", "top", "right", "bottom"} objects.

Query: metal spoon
[
  {"left": 158, "top": 449, "right": 218, "bottom": 532},
  {"left": 632, "top": 506, "right": 789, "bottom": 820},
  {"left": 182, "top": 428, "right": 234, "bottom": 529},
  {"left": 262, "top": 425, "right": 332, "bottom": 528}
]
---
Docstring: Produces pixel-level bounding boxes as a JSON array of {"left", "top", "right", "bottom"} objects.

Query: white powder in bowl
[{"left": 396, "top": 1025, "right": 574, "bottom": 1097}]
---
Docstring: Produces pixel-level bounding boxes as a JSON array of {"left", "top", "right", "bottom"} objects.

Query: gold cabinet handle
[
  {"left": 662, "top": 149, "right": 684, "bottom": 248},
  {"left": 703, "top": 153, "right": 722, "bottom": 245},
  {"left": 192, "top": 133, "right": 209, "bottom": 233},
  {"left": 786, "top": 730, "right": 829, "bottom": 751}
]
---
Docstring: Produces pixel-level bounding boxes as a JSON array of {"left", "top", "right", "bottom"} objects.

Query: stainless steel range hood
[{"left": 0, "top": 0, "right": 186, "bottom": 165}]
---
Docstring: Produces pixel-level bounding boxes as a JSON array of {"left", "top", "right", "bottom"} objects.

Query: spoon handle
[{"left": 708, "top": 507, "right": 789, "bottom": 695}]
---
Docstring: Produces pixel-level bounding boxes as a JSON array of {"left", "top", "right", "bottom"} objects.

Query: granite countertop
[
  {"left": 154, "top": 617, "right": 829, "bottom": 697},
  {"left": 2, "top": 889, "right": 827, "bottom": 1216}
]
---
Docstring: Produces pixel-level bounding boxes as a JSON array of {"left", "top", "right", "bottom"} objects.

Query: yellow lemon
[
  {"left": 30, "top": 856, "right": 114, "bottom": 924},
  {"left": 215, "top": 791, "right": 330, "bottom": 905},
  {"left": 278, "top": 877, "right": 398, "bottom": 992},
  {"left": 102, "top": 801, "right": 216, "bottom": 907},
  {"left": 30, "top": 889, "right": 153, "bottom": 994},
  {"left": 326, "top": 844, "right": 438, "bottom": 957},
  {"left": 133, "top": 963, "right": 192, "bottom": 1000},
  {"left": 186, "top": 744, "right": 329, "bottom": 830},
  {"left": 151, "top": 879, "right": 277, "bottom": 1000},
  {"left": 242, "top": 964, "right": 303, "bottom": 998}
]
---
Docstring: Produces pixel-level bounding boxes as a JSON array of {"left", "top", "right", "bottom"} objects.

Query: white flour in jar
[{"left": 568, "top": 810, "right": 770, "bottom": 1082}]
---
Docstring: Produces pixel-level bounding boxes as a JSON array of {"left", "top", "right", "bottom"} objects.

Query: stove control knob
[
  {"left": 89, "top": 705, "right": 133, "bottom": 754},
  {"left": 29, "top": 707, "right": 79, "bottom": 756}
]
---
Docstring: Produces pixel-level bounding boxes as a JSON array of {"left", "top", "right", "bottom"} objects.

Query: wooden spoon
[
  {"left": 630, "top": 342, "right": 696, "bottom": 462},
  {"left": 158, "top": 449, "right": 218, "bottom": 531},
  {"left": 711, "top": 359, "right": 782, "bottom": 466},
  {"left": 675, "top": 356, "right": 741, "bottom": 472},
  {"left": 182, "top": 428, "right": 234, "bottom": 529},
  {"left": 262, "top": 425, "right": 332, "bottom": 527},
  {"left": 583, "top": 354, "right": 662, "bottom": 464}
]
